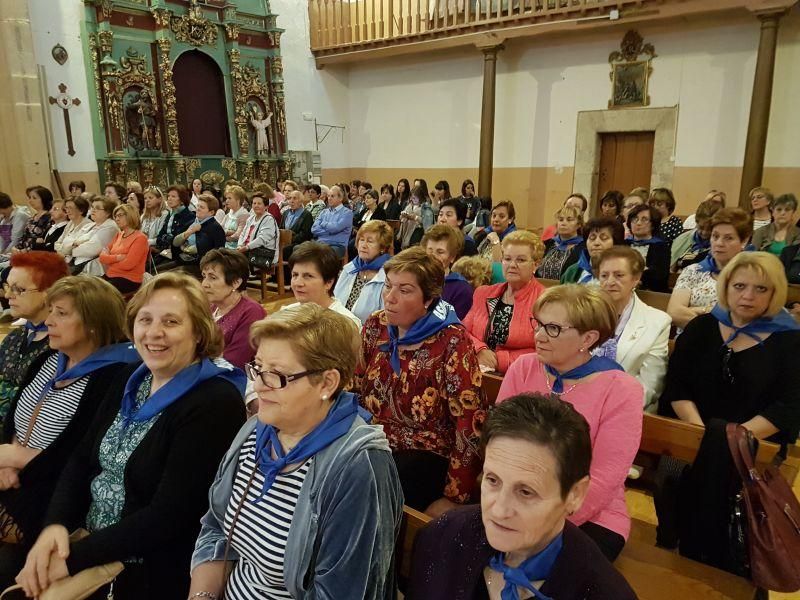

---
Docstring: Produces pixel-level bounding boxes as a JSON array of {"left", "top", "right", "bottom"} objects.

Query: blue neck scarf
[
  {"left": 552, "top": 235, "right": 583, "bottom": 252},
  {"left": 484, "top": 222, "right": 517, "bottom": 241},
  {"left": 710, "top": 304, "right": 800, "bottom": 346},
  {"left": 575, "top": 249, "right": 593, "bottom": 283},
  {"left": 690, "top": 230, "right": 710, "bottom": 252},
  {"left": 253, "top": 391, "right": 368, "bottom": 500},
  {"left": 488, "top": 532, "right": 564, "bottom": 600},
  {"left": 697, "top": 254, "right": 720, "bottom": 274},
  {"left": 352, "top": 253, "right": 390, "bottom": 273},
  {"left": 627, "top": 236, "right": 663, "bottom": 247},
  {"left": 544, "top": 355, "right": 623, "bottom": 393},
  {"left": 445, "top": 271, "right": 468, "bottom": 284},
  {"left": 24, "top": 321, "right": 48, "bottom": 344},
  {"left": 120, "top": 358, "right": 245, "bottom": 430},
  {"left": 379, "top": 299, "right": 461, "bottom": 374}
]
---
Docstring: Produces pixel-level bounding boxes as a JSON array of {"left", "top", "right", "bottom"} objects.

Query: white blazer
[{"left": 617, "top": 294, "right": 671, "bottom": 413}]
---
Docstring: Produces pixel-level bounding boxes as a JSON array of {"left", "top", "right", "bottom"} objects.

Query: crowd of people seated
[{"left": 0, "top": 175, "right": 797, "bottom": 599}]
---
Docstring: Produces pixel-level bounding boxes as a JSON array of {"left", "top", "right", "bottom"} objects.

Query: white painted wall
[{"left": 28, "top": 0, "right": 97, "bottom": 172}]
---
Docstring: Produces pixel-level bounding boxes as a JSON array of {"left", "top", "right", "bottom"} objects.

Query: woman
[
  {"left": 54, "top": 197, "right": 94, "bottom": 262},
  {"left": 14, "top": 273, "right": 247, "bottom": 599},
  {"left": 621, "top": 194, "right": 645, "bottom": 237},
  {"left": 126, "top": 191, "right": 144, "bottom": 215},
  {"left": 358, "top": 247, "right": 487, "bottom": 516},
  {"left": 9, "top": 186, "right": 52, "bottom": 256},
  {"left": 334, "top": 220, "right": 392, "bottom": 325},
  {"left": 541, "top": 194, "right": 588, "bottom": 242},
  {"left": 396, "top": 178, "right": 411, "bottom": 212},
  {"left": 452, "top": 255, "right": 492, "bottom": 290},
  {"left": 600, "top": 190, "right": 624, "bottom": 219},
  {"left": 0, "top": 195, "right": 29, "bottom": 257},
  {"left": 285, "top": 241, "right": 361, "bottom": 328},
  {"left": 152, "top": 184, "right": 195, "bottom": 267},
  {"left": 560, "top": 217, "right": 625, "bottom": 284},
  {"left": 649, "top": 188, "right": 683, "bottom": 244},
  {"left": 683, "top": 189, "right": 726, "bottom": 230},
  {"left": 70, "top": 195, "right": 119, "bottom": 274},
  {"left": 750, "top": 186, "right": 773, "bottom": 231},
  {"left": 354, "top": 189, "right": 386, "bottom": 230},
  {"left": 140, "top": 186, "right": 168, "bottom": 252},
  {"left": 474, "top": 201, "right": 517, "bottom": 263},
  {"left": 0, "top": 252, "right": 68, "bottom": 419},
  {"left": 668, "top": 207, "right": 752, "bottom": 330},
  {"left": 536, "top": 205, "right": 584, "bottom": 280},
  {"left": 32, "top": 200, "right": 68, "bottom": 253},
  {"left": 409, "top": 393, "right": 637, "bottom": 600},
  {"left": 378, "top": 183, "right": 400, "bottom": 220},
  {"left": 223, "top": 185, "right": 250, "bottom": 250},
  {"left": 236, "top": 193, "right": 279, "bottom": 267},
  {"left": 172, "top": 194, "right": 226, "bottom": 268},
  {"left": 751, "top": 193, "right": 800, "bottom": 255},
  {"left": 200, "top": 249, "right": 266, "bottom": 369},
  {"left": 432, "top": 180, "right": 451, "bottom": 216},
  {"left": 660, "top": 252, "right": 800, "bottom": 446},
  {"left": 0, "top": 277, "right": 137, "bottom": 581},
  {"left": 397, "top": 184, "right": 427, "bottom": 249},
  {"left": 190, "top": 178, "right": 203, "bottom": 211},
  {"left": 458, "top": 179, "right": 480, "bottom": 225},
  {"left": 422, "top": 224, "right": 473, "bottom": 318},
  {"left": 465, "top": 230, "right": 546, "bottom": 373},
  {"left": 497, "top": 285, "right": 643, "bottom": 561},
  {"left": 596, "top": 246, "right": 670, "bottom": 412},
  {"left": 670, "top": 198, "right": 721, "bottom": 271},
  {"left": 190, "top": 304, "right": 402, "bottom": 599},
  {"left": 624, "top": 204, "right": 670, "bottom": 292},
  {"left": 97, "top": 204, "right": 149, "bottom": 293}
]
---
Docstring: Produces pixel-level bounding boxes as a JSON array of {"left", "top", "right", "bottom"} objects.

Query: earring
[
  {"left": 322, "top": 394, "right": 328, "bottom": 402},
  {"left": 579, "top": 347, "right": 585, "bottom": 353}
]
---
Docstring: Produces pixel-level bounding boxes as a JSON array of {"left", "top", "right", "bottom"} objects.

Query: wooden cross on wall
[{"left": 48, "top": 83, "right": 81, "bottom": 156}]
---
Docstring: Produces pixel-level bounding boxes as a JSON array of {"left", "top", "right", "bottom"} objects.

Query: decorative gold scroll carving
[
  {"left": 99, "top": 0, "right": 113, "bottom": 20},
  {"left": 221, "top": 159, "right": 238, "bottom": 180},
  {"left": 98, "top": 29, "right": 113, "bottom": 57},
  {"left": 242, "top": 161, "right": 255, "bottom": 191},
  {"left": 103, "top": 161, "right": 113, "bottom": 183},
  {"left": 224, "top": 23, "right": 240, "bottom": 42},
  {"left": 230, "top": 51, "right": 271, "bottom": 156},
  {"left": 608, "top": 30, "right": 656, "bottom": 109},
  {"left": 170, "top": 1, "right": 218, "bottom": 47},
  {"left": 200, "top": 170, "right": 225, "bottom": 187},
  {"left": 151, "top": 7, "right": 171, "bottom": 28},
  {"left": 119, "top": 159, "right": 129, "bottom": 182},
  {"left": 115, "top": 48, "right": 160, "bottom": 152},
  {"left": 186, "top": 158, "right": 201, "bottom": 181},
  {"left": 156, "top": 38, "right": 180, "bottom": 153},
  {"left": 142, "top": 160, "right": 155, "bottom": 186},
  {"left": 88, "top": 34, "right": 104, "bottom": 129}
]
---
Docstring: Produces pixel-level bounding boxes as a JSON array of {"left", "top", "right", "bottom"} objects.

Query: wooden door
[{"left": 597, "top": 131, "right": 655, "bottom": 213}]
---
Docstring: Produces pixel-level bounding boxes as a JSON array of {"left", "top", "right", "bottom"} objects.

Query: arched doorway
[{"left": 173, "top": 50, "right": 230, "bottom": 156}]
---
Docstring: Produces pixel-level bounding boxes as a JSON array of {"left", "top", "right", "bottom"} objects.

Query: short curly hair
[
  {"left": 356, "top": 220, "right": 394, "bottom": 254},
  {"left": 384, "top": 246, "right": 445, "bottom": 303}
]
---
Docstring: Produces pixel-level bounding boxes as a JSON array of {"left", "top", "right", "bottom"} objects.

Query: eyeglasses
[
  {"left": 632, "top": 216, "right": 651, "bottom": 224},
  {"left": 530, "top": 317, "right": 575, "bottom": 338},
  {"left": 3, "top": 283, "right": 39, "bottom": 297},
  {"left": 244, "top": 362, "right": 324, "bottom": 390}
]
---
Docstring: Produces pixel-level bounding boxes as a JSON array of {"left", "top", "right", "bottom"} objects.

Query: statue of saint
[
  {"left": 130, "top": 89, "right": 157, "bottom": 150},
  {"left": 249, "top": 106, "right": 273, "bottom": 155}
]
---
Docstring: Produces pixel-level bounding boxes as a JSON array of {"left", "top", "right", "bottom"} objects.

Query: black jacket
[
  {"left": 154, "top": 207, "right": 195, "bottom": 251},
  {"left": 177, "top": 218, "right": 226, "bottom": 264},
  {"left": 281, "top": 208, "right": 314, "bottom": 246},
  {"left": 625, "top": 240, "right": 670, "bottom": 292}
]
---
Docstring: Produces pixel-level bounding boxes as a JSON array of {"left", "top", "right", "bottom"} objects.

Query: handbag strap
[
  {"left": 726, "top": 423, "right": 758, "bottom": 484},
  {"left": 222, "top": 462, "right": 259, "bottom": 587}
]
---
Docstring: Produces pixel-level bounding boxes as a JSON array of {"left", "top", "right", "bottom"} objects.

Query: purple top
[
  {"left": 442, "top": 278, "right": 474, "bottom": 320},
  {"left": 214, "top": 296, "right": 266, "bottom": 370}
]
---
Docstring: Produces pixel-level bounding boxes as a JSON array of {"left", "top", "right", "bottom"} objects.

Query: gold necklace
[{"left": 541, "top": 362, "right": 579, "bottom": 396}]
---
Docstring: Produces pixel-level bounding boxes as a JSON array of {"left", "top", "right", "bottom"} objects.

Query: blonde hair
[
  {"left": 356, "top": 220, "right": 394, "bottom": 254},
  {"left": 143, "top": 187, "right": 166, "bottom": 219},
  {"left": 113, "top": 203, "right": 141, "bottom": 230},
  {"left": 452, "top": 256, "right": 491, "bottom": 290},
  {"left": 534, "top": 284, "right": 617, "bottom": 350},
  {"left": 250, "top": 303, "right": 360, "bottom": 394},
  {"left": 716, "top": 252, "right": 787, "bottom": 317},
  {"left": 555, "top": 204, "right": 583, "bottom": 225},
  {"left": 384, "top": 246, "right": 445, "bottom": 302},
  {"left": 47, "top": 276, "right": 127, "bottom": 349},
  {"left": 501, "top": 230, "right": 545, "bottom": 262},
  {"left": 749, "top": 186, "right": 774, "bottom": 207},
  {"left": 225, "top": 185, "right": 247, "bottom": 208},
  {"left": 126, "top": 272, "right": 223, "bottom": 359}
]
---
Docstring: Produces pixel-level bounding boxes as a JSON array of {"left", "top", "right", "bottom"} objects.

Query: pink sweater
[{"left": 497, "top": 354, "right": 644, "bottom": 539}]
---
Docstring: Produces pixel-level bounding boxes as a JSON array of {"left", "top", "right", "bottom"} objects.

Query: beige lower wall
[{"left": 54, "top": 171, "right": 101, "bottom": 198}]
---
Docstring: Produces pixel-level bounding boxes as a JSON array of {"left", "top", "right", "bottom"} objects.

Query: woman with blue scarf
[
  {"left": 409, "top": 393, "right": 637, "bottom": 600},
  {"left": 498, "top": 285, "right": 644, "bottom": 561},
  {"left": 660, "top": 252, "right": 800, "bottom": 446},
  {"left": 560, "top": 217, "right": 624, "bottom": 284},
  {"left": 422, "top": 224, "right": 474, "bottom": 318},
  {"left": 191, "top": 304, "right": 403, "bottom": 600},
  {"left": 623, "top": 204, "right": 670, "bottom": 292},
  {"left": 475, "top": 201, "right": 517, "bottom": 266},
  {"left": 536, "top": 205, "right": 585, "bottom": 281},
  {"left": 669, "top": 198, "right": 721, "bottom": 271},
  {"left": 15, "top": 273, "right": 246, "bottom": 599},
  {"left": 0, "top": 277, "right": 135, "bottom": 582},
  {"left": 334, "top": 220, "right": 394, "bottom": 324}
]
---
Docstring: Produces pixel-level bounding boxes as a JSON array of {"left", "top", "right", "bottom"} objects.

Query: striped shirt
[
  {"left": 13, "top": 353, "right": 89, "bottom": 450},
  {"left": 224, "top": 429, "right": 311, "bottom": 600}
]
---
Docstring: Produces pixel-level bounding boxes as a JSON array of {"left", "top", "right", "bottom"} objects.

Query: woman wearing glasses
[
  {"left": 497, "top": 285, "right": 644, "bottom": 561},
  {"left": 191, "top": 304, "right": 403, "bottom": 600},
  {"left": 535, "top": 205, "right": 585, "bottom": 281},
  {"left": 14, "top": 273, "right": 246, "bottom": 599},
  {"left": 463, "top": 230, "right": 546, "bottom": 373},
  {"left": 624, "top": 204, "right": 670, "bottom": 292}
]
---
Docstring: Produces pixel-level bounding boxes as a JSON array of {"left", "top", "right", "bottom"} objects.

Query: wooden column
[
  {"left": 478, "top": 43, "right": 503, "bottom": 199},
  {"left": 739, "top": 10, "right": 785, "bottom": 208}
]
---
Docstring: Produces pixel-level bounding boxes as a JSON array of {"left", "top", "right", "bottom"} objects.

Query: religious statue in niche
[
  {"left": 608, "top": 30, "right": 656, "bottom": 109},
  {"left": 124, "top": 88, "right": 159, "bottom": 155},
  {"left": 248, "top": 101, "right": 272, "bottom": 155}
]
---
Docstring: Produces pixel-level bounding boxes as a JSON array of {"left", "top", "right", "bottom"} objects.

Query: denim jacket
[
  {"left": 333, "top": 263, "right": 386, "bottom": 325},
  {"left": 191, "top": 405, "right": 404, "bottom": 599}
]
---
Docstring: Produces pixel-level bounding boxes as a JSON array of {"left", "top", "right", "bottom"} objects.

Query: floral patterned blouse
[
  {"left": 0, "top": 329, "right": 50, "bottom": 420},
  {"left": 356, "top": 311, "right": 488, "bottom": 503},
  {"left": 16, "top": 212, "right": 51, "bottom": 252}
]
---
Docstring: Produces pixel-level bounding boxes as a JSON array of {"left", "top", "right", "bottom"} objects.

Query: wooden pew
[
  {"left": 249, "top": 229, "right": 292, "bottom": 300},
  {"left": 537, "top": 278, "right": 671, "bottom": 314}
]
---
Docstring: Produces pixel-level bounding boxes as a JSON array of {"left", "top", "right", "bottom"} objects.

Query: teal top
[{"left": 767, "top": 240, "right": 787, "bottom": 256}]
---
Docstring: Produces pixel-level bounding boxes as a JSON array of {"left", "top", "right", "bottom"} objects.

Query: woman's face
[
  {"left": 501, "top": 243, "right": 535, "bottom": 285},
  {"left": 127, "top": 193, "right": 141, "bottom": 211},
  {"left": 291, "top": 261, "right": 331, "bottom": 305},
  {"left": 196, "top": 201, "right": 211, "bottom": 220},
  {"left": 650, "top": 199, "right": 670, "bottom": 219},
  {"left": 27, "top": 190, "right": 43, "bottom": 212},
  {"left": 251, "top": 197, "right": 266, "bottom": 216},
  {"left": 91, "top": 202, "right": 109, "bottom": 224},
  {"left": 533, "top": 302, "right": 589, "bottom": 369},
  {"left": 598, "top": 257, "right": 640, "bottom": 306},
  {"left": 726, "top": 267, "right": 773, "bottom": 324},
  {"left": 586, "top": 227, "right": 615, "bottom": 257},
  {"left": 365, "top": 194, "right": 377, "bottom": 210},
  {"left": 166, "top": 190, "right": 181, "bottom": 210},
  {"left": 696, "top": 217, "right": 713, "bottom": 240},
  {"left": 482, "top": 436, "right": 584, "bottom": 557},
  {"left": 225, "top": 192, "right": 240, "bottom": 211},
  {"left": 357, "top": 232, "right": 383, "bottom": 262},
  {"left": 434, "top": 188, "right": 445, "bottom": 201},
  {"left": 6, "top": 267, "right": 47, "bottom": 321},
  {"left": 380, "top": 189, "right": 392, "bottom": 204},
  {"left": 437, "top": 206, "right": 460, "bottom": 228},
  {"left": 710, "top": 224, "right": 744, "bottom": 267},
  {"left": 464, "top": 182, "right": 475, "bottom": 197},
  {"left": 50, "top": 202, "right": 66, "bottom": 223},
  {"left": 144, "top": 192, "right": 161, "bottom": 210},
  {"left": 772, "top": 203, "right": 795, "bottom": 228},
  {"left": 192, "top": 179, "right": 202, "bottom": 195},
  {"left": 382, "top": 270, "right": 429, "bottom": 330},
  {"left": 622, "top": 196, "right": 643, "bottom": 219},
  {"left": 104, "top": 185, "right": 120, "bottom": 200},
  {"left": 133, "top": 288, "right": 198, "bottom": 381},
  {"left": 358, "top": 185, "right": 368, "bottom": 198},
  {"left": 112, "top": 210, "right": 129, "bottom": 231},
  {"left": 46, "top": 295, "right": 91, "bottom": 355},
  {"left": 600, "top": 200, "right": 618, "bottom": 217},
  {"left": 556, "top": 213, "right": 580, "bottom": 238},
  {"left": 397, "top": 181, "right": 406, "bottom": 195},
  {"left": 425, "top": 239, "right": 455, "bottom": 271},
  {"left": 65, "top": 201, "right": 81, "bottom": 222},
  {"left": 490, "top": 207, "right": 512, "bottom": 234},
  {"left": 751, "top": 192, "right": 770, "bottom": 212},
  {"left": 630, "top": 210, "right": 654, "bottom": 239},
  {"left": 201, "top": 263, "right": 239, "bottom": 305}
]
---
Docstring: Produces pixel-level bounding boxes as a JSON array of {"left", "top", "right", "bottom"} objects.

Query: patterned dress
[
  {"left": 659, "top": 215, "right": 684, "bottom": 244},
  {"left": 0, "top": 330, "right": 50, "bottom": 420},
  {"left": 356, "top": 311, "right": 488, "bottom": 502},
  {"left": 15, "top": 212, "right": 51, "bottom": 252}
]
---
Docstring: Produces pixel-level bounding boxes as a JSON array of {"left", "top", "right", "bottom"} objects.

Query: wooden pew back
[{"left": 537, "top": 278, "right": 671, "bottom": 313}]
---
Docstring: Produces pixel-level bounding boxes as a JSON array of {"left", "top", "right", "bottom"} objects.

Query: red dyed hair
[{"left": 10, "top": 251, "right": 70, "bottom": 290}]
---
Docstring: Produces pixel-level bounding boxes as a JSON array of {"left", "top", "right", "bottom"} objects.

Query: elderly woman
[
  {"left": 284, "top": 241, "right": 360, "bottom": 328},
  {"left": 474, "top": 201, "right": 517, "bottom": 262},
  {"left": 54, "top": 197, "right": 94, "bottom": 262},
  {"left": 0, "top": 253, "right": 69, "bottom": 419},
  {"left": 751, "top": 193, "right": 800, "bottom": 256},
  {"left": 152, "top": 185, "right": 195, "bottom": 265},
  {"left": 536, "top": 206, "right": 584, "bottom": 280},
  {"left": 660, "top": 252, "right": 800, "bottom": 446},
  {"left": 235, "top": 192, "right": 279, "bottom": 267},
  {"left": 560, "top": 217, "right": 625, "bottom": 284},
  {"left": 200, "top": 249, "right": 266, "bottom": 369},
  {"left": 140, "top": 186, "right": 168, "bottom": 251},
  {"left": 596, "top": 246, "right": 670, "bottom": 412},
  {"left": 397, "top": 185, "right": 427, "bottom": 250},
  {"left": 14, "top": 272, "right": 246, "bottom": 599},
  {"left": 334, "top": 220, "right": 393, "bottom": 324},
  {"left": 498, "top": 285, "right": 644, "bottom": 561},
  {"left": 409, "top": 393, "right": 637, "bottom": 600},
  {"left": 750, "top": 186, "right": 773, "bottom": 231},
  {"left": 624, "top": 204, "right": 670, "bottom": 292},
  {"left": 422, "top": 224, "right": 473, "bottom": 318},
  {"left": 668, "top": 207, "right": 752, "bottom": 330},
  {"left": 464, "top": 230, "right": 546, "bottom": 373},
  {"left": 0, "top": 277, "right": 136, "bottom": 580},
  {"left": 97, "top": 203, "right": 149, "bottom": 294},
  {"left": 190, "top": 304, "right": 402, "bottom": 599},
  {"left": 69, "top": 195, "right": 119, "bottom": 274},
  {"left": 621, "top": 194, "right": 645, "bottom": 237},
  {"left": 670, "top": 198, "right": 721, "bottom": 271},
  {"left": 452, "top": 255, "right": 492, "bottom": 290},
  {"left": 649, "top": 187, "right": 684, "bottom": 244},
  {"left": 600, "top": 190, "right": 624, "bottom": 219},
  {"left": 33, "top": 200, "right": 68, "bottom": 253},
  {"left": 358, "top": 247, "right": 487, "bottom": 517},
  {"left": 222, "top": 185, "right": 250, "bottom": 250}
]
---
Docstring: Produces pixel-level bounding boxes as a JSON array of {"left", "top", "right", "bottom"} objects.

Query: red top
[
  {"left": 98, "top": 230, "right": 149, "bottom": 282},
  {"left": 357, "top": 311, "right": 488, "bottom": 503},
  {"left": 541, "top": 223, "right": 557, "bottom": 241}
]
